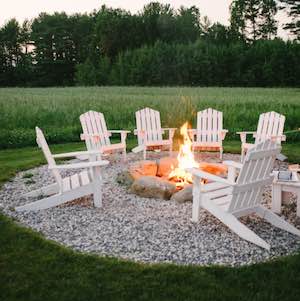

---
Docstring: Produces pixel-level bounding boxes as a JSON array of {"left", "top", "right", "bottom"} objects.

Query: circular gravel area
[{"left": 1, "top": 151, "right": 300, "bottom": 266}]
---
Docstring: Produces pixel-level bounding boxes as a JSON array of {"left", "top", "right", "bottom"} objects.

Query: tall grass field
[{"left": 0, "top": 86, "right": 299, "bottom": 149}]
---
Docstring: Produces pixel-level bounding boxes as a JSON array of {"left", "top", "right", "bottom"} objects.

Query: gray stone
[
  {"left": 131, "top": 176, "right": 177, "bottom": 200},
  {"left": 129, "top": 160, "right": 157, "bottom": 179},
  {"left": 116, "top": 170, "right": 134, "bottom": 187},
  {"left": 171, "top": 185, "right": 193, "bottom": 203}
]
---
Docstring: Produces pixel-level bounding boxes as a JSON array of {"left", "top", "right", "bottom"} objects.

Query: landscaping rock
[
  {"left": 171, "top": 185, "right": 193, "bottom": 203},
  {"left": 157, "top": 157, "right": 178, "bottom": 177},
  {"left": 116, "top": 170, "right": 134, "bottom": 187},
  {"left": 131, "top": 176, "right": 176, "bottom": 200},
  {"left": 129, "top": 160, "right": 157, "bottom": 179}
]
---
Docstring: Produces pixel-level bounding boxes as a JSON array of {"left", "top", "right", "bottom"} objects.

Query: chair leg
[
  {"left": 255, "top": 205, "right": 300, "bottom": 237},
  {"left": 16, "top": 192, "right": 70, "bottom": 211},
  {"left": 23, "top": 183, "right": 59, "bottom": 198},
  {"left": 122, "top": 147, "right": 127, "bottom": 162},
  {"left": 272, "top": 184, "right": 282, "bottom": 214},
  {"left": 191, "top": 176, "right": 202, "bottom": 222},
  {"left": 92, "top": 166, "right": 103, "bottom": 208},
  {"left": 143, "top": 148, "right": 147, "bottom": 160},
  {"left": 241, "top": 147, "right": 245, "bottom": 163},
  {"left": 202, "top": 199, "right": 270, "bottom": 250},
  {"left": 220, "top": 147, "right": 223, "bottom": 160}
]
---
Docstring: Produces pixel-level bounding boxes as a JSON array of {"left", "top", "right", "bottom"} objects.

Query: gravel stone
[{"left": 0, "top": 151, "right": 300, "bottom": 267}]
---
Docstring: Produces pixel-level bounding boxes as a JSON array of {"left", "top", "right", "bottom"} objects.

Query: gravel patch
[{"left": 1, "top": 151, "right": 300, "bottom": 266}]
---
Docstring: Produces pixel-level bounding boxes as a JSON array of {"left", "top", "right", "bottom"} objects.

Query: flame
[{"left": 169, "top": 122, "right": 199, "bottom": 188}]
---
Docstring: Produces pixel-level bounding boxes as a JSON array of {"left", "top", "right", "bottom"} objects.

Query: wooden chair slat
[
  {"left": 194, "top": 108, "right": 227, "bottom": 159},
  {"left": 134, "top": 107, "right": 173, "bottom": 159}
]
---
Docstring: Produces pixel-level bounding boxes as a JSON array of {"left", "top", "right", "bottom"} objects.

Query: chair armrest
[
  {"left": 108, "top": 130, "right": 131, "bottom": 134},
  {"left": 223, "top": 160, "right": 242, "bottom": 182},
  {"left": 134, "top": 129, "right": 145, "bottom": 136},
  {"left": 187, "top": 168, "right": 233, "bottom": 185},
  {"left": 49, "top": 160, "right": 109, "bottom": 170},
  {"left": 270, "top": 134, "right": 286, "bottom": 142},
  {"left": 53, "top": 150, "right": 102, "bottom": 159},
  {"left": 221, "top": 129, "right": 228, "bottom": 140},
  {"left": 236, "top": 131, "right": 256, "bottom": 135},
  {"left": 80, "top": 133, "right": 111, "bottom": 141},
  {"left": 236, "top": 131, "right": 256, "bottom": 143},
  {"left": 223, "top": 160, "right": 243, "bottom": 169},
  {"left": 108, "top": 130, "right": 130, "bottom": 144},
  {"left": 187, "top": 129, "right": 197, "bottom": 142},
  {"left": 161, "top": 128, "right": 177, "bottom": 131},
  {"left": 161, "top": 128, "right": 176, "bottom": 140}
]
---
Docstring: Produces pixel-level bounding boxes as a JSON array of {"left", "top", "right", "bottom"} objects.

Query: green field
[{"left": 0, "top": 87, "right": 299, "bottom": 148}]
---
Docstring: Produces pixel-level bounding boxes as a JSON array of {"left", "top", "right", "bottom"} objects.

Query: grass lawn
[
  {"left": 1, "top": 139, "right": 299, "bottom": 185},
  {"left": 1, "top": 141, "right": 300, "bottom": 300}
]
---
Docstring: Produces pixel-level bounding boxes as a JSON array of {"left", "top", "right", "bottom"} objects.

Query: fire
[{"left": 169, "top": 122, "right": 199, "bottom": 188}]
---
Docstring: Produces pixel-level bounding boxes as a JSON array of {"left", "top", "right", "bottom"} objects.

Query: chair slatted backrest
[
  {"left": 135, "top": 107, "right": 163, "bottom": 145},
  {"left": 80, "top": 111, "right": 111, "bottom": 151},
  {"left": 255, "top": 111, "right": 285, "bottom": 144},
  {"left": 228, "top": 140, "right": 281, "bottom": 213},
  {"left": 35, "top": 127, "right": 62, "bottom": 190},
  {"left": 196, "top": 108, "right": 223, "bottom": 143}
]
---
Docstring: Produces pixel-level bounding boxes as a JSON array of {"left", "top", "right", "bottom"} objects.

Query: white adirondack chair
[
  {"left": 15, "top": 127, "right": 109, "bottom": 212},
  {"left": 133, "top": 107, "right": 176, "bottom": 159},
  {"left": 237, "top": 111, "right": 286, "bottom": 162},
  {"left": 188, "top": 108, "right": 228, "bottom": 159},
  {"left": 188, "top": 140, "right": 300, "bottom": 250},
  {"left": 80, "top": 111, "right": 130, "bottom": 161}
]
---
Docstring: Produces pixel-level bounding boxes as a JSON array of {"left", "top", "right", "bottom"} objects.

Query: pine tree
[
  {"left": 279, "top": 0, "right": 300, "bottom": 40},
  {"left": 260, "top": 0, "right": 278, "bottom": 39},
  {"left": 230, "top": 0, "right": 278, "bottom": 41}
]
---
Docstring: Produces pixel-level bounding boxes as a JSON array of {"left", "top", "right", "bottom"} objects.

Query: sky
[{"left": 0, "top": 0, "right": 289, "bottom": 38}]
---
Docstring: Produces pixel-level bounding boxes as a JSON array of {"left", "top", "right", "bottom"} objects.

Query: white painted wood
[
  {"left": 255, "top": 205, "right": 300, "bottom": 236},
  {"left": 238, "top": 111, "right": 285, "bottom": 162},
  {"left": 16, "top": 127, "right": 109, "bottom": 212},
  {"left": 23, "top": 183, "right": 59, "bottom": 198},
  {"left": 191, "top": 108, "right": 227, "bottom": 159},
  {"left": 272, "top": 171, "right": 300, "bottom": 217},
  {"left": 134, "top": 107, "right": 176, "bottom": 159},
  {"left": 188, "top": 140, "right": 300, "bottom": 249},
  {"left": 80, "top": 111, "right": 129, "bottom": 161}
]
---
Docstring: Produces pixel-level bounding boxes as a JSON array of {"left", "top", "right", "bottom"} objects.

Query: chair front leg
[
  {"left": 239, "top": 133, "right": 246, "bottom": 144},
  {"left": 219, "top": 147, "right": 223, "bottom": 160},
  {"left": 92, "top": 166, "right": 103, "bottom": 208},
  {"left": 168, "top": 129, "right": 176, "bottom": 141},
  {"left": 227, "top": 165, "right": 237, "bottom": 183},
  {"left": 192, "top": 175, "right": 202, "bottom": 222},
  {"left": 121, "top": 132, "right": 127, "bottom": 145}
]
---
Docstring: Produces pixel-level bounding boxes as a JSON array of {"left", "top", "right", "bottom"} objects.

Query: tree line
[{"left": 0, "top": 1, "right": 299, "bottom": 87}]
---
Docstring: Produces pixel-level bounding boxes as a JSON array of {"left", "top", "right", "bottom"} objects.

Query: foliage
[
  {"left": 279, "top": 0, "right": 300, "bottom": 40},
  {"left": 108, "top": 39, "right": 300, "bottom": 87},
  {"left": 0, "top": 2, "right": 298, "bottom": 87},
  {"left": 230, "top": 0, "right": 278, "bottom": 41}
]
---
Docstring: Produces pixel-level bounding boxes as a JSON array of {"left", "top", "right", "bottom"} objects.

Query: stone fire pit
[
  {"left": 117, "top": 156, "right": 227, "bottom": 203},
  {"left": 1, "top": 151, "right": 300, "bottom": 267}
]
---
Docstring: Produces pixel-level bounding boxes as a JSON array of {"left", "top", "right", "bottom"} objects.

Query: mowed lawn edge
[
  {"left": 1, "top": 142, "right": 300, "bottom": 300},
  {"left": 1, "top": 139, "right": 300, "bottom": 185}
]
